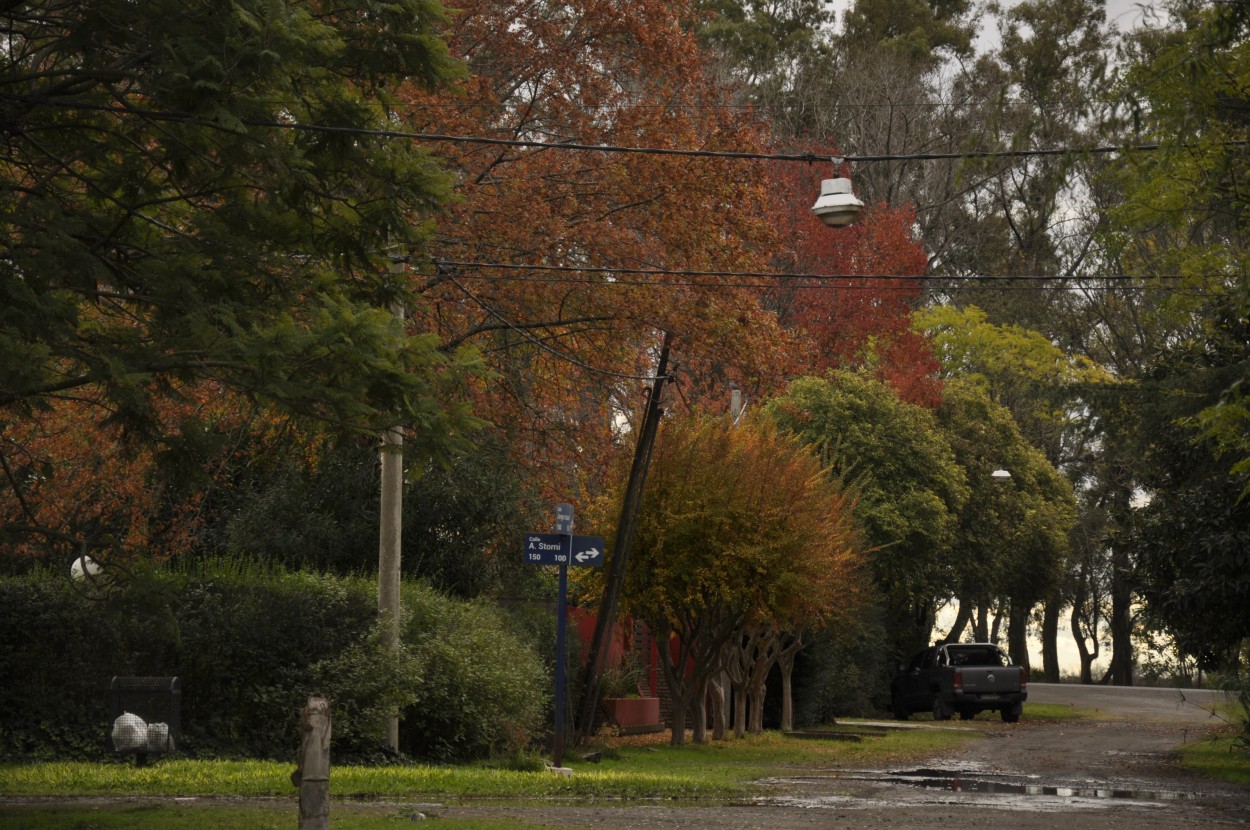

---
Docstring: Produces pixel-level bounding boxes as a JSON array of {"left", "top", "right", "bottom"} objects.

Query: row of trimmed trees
[{"left": 583, "top": 364, "right": 1076, "bottom": 745}]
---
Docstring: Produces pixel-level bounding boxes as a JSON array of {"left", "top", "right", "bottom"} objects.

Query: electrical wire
[
  {"left": 4, "top": 93, "right": 1230, "bottom": 165},
  {"left": 430, "top": 260, "right": 1201, "bottom": 292},
  {"left": 5, "top": 93, "right": 1230, "bottom": 297},
  {"left": 433, "top": 259, "right": 1190, "bottom": 282}
]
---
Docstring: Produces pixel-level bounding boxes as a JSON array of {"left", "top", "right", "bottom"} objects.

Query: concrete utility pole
[{"left": 378, "top": 251, "right": 407, "bottom": 751}]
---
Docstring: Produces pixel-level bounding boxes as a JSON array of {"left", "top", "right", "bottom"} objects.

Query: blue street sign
[
  {"left": 525, "top": 500, "right": 603, "bottom": 769},
  {"left": 522, "top": 533, "right": 605, "bottom": 568},
  {"left": 570, "top": 535, "right": 605, "bottom": 568},
  {"left": 524, "top": 533, "right": 569, "bottom": 565}
]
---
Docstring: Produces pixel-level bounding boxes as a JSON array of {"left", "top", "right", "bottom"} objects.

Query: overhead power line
[
  {"left": 435, "top": 260, "right": 1195, "bottom": 291},
  {"left": 435, "top": 260, "right": 1188, "bottom": 280},
  {"left": 7, "top": 94, "right": 1236, "bottom": 165}
]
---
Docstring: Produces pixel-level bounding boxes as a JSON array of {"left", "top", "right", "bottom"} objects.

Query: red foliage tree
[
  {"left": 394, "top": 0, "right": 803, "bottom": 498},
  {"left": 765, "top": 157, "right": 942, "bottom": 407}
]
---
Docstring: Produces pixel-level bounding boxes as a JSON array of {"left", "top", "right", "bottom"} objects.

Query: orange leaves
[
  {"left": 397, "top": 0, "right": 798, "bottom": 496},
  {"left": 0, "top": 382, "right": 265, "bottom": 566},
  {"left": 625, "top": 413, "right": 865, "bottom": 630}
]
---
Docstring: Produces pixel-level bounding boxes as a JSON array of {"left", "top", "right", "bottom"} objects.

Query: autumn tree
[
  {"left": 765, "top": 159, "right": 940, "bottom": 406},
  {"left": 396, "top": 0, "right": 801, "bottom": 502},
  {"left": 590, "top": 412, "right": 862, "bottom": 745}
]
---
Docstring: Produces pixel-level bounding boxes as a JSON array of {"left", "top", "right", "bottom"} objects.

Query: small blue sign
[
  {"left": 524, "top": 533, "right": 569, "bottom": 565},
  {"left": 570, "top": 535, "right": 605, "bottom": 568},
  {"left": 555, "top": 503, "right": 574, "bottom": 534},
  {"left": 522, "top": 533, "right": 605, "bottom": 567}
]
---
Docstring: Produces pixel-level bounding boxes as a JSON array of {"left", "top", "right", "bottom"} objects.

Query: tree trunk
[
  {"left": 1108, "top": 541, "right": 1134, "bottom": 685},
  {"left": 709, "top": 673, "right": 728, "bottom": 740},
  {"left": 1107, "top": 483, "right": 1135, "bottom": 686},
  {"left": 744, "top": 629, "right": 780, "bottom": 735},
  {"left": 693, "top": 678, "right": 708, "bottom": 744},
  {"left": 668, "top": 699, "right": 687, "bottom": 746},
  {"left": 779, "top": 659, "right": 794, "bottom": 732},
  {"left": 1040, "top": 593, "right": 1062, "bottom": 683},
  {"left": 1071, "top": 603, "right": 1098, "bottom": 684},
  {"left": 974, "top": 605, "right": 989, "bottom": 642},
  {"left": 733, "top": 684, "right": 748, "bottom": 738},
  {"left": 942, "top": 601, "right": 973, "bottom": 644},
  {"left": 776, "top": 630, "right": 805, "bottom": 732},
  {"left": 748, "top": 676, "right": 765, "bottom": 734},
  {"left": 1007, "top": 599, "right": 1031, "bottom": 675}
]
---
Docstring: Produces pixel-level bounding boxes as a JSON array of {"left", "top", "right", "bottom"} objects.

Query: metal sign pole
[
  {"left": 553, "top": 557, "right": 569, "bottom": 767},
  {"left": 553, "top": 503, "right": 573, "bottom": 768},
  {"left": 522, "top": 503, "right": 601, "bottom": 769}
]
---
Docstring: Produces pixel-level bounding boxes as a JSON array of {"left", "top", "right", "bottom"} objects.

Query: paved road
[{"left": 1029, "top": 681, "right": 1230, "bottom": 722}]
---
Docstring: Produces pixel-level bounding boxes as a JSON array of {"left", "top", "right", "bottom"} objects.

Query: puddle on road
[
  {"left": 851, "top": 768, "right": 1193, "bottom": 802},
  {"left": 758, "top": 767, "right": 1204, "bottom": 812}
]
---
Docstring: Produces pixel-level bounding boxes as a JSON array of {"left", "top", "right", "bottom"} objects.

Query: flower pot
[{"left": 603, "top": 696, "right": 661, "bottom": 728}]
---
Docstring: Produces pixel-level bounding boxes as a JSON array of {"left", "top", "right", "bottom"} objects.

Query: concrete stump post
[{"left": 291, "top": 695, "right": 331, "bottom": 830}]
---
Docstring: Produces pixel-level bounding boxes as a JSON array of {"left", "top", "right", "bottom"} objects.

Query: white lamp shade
[{"left": 810, "top": 177, "right": 864, "bottom": 227}]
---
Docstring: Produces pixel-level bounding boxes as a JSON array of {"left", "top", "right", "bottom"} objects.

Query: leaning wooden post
[{"left": 291, "top": 695, "right": 331, "bottom": 830}]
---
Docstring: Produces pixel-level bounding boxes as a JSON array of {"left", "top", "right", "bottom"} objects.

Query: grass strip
[
  {"left": 1180, "top": 735, "right": 1250, "bottom": 786},
  {"left": 0, "top": 728, "right": 974, "bottom": 800}
]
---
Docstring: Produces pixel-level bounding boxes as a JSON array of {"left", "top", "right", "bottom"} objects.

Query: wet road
[
  {"left": 752, "top": 682, "right": 1247, "bottom": 828},
  {"left": 440, "top": 682, "right": 1249, "bottom": 829}
]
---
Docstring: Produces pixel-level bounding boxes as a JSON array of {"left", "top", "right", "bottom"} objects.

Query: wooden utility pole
[
  {"left": 574, "top": 332, "right": 672, "bottom": 741},
  {"left": 292, "top": 695, "right": 331, "bottom": 830}
]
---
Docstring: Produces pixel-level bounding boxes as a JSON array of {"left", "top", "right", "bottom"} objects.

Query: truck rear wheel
[
  {"left": 932, "top": 693, "right": 952, "bottom": 721},
  {"left": 1001, "top": 702, "right": 1022, "bottom": 723}
]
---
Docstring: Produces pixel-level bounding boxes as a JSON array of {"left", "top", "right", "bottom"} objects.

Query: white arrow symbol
[{"left": 575, "top": 548, "right": 601, "bottom": 563}]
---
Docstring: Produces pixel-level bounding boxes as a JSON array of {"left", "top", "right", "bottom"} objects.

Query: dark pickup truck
[{"left": 890, "top": 642, "right": 1027, "bottom": 723}]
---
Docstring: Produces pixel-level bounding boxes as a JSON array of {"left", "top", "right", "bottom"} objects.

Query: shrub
[
  {"left": 399, "top": 582, "right": 548, "bottom": 762},
  {"left": 0, "top": 566, "right": 547, "bottom": 763}
]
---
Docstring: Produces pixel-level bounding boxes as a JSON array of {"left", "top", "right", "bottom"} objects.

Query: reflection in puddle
[{"left": 846, "top": 768, "right": 1193, "bottom": 802}]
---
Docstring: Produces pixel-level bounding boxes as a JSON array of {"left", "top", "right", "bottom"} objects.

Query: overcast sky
[{"left": 827, "top": 0, "right": 1167, "bottom": 50}]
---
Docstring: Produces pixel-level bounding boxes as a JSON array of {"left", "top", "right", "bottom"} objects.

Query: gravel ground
[{"left": 422, "top": 699, "right": 1250, "bottom": 830}]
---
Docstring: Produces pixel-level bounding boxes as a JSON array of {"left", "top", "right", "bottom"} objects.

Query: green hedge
[{"left": 0, "top": 565, "right": 547, "bottom": 763}]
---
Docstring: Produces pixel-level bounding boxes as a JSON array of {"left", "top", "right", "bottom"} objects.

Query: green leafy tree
[
  {"left": 205, "top": 438, "right": 548, "bottom": 598},
  {"left": 1, "top": 0, "right": 490, "bottom": 571},
  {"left": 766, "top": 372, "right": 968, "bottom": 659},
  {"left": 935, "top": 380, "right": 1076, "bottom": 674},
  {"left": 1, "top": 0, "right": 479, "bottom": 444},
  {"left": 697, "top": 0, "right": 834, "bottom": 95},
  {"left": 1095, "top": 2, "right": 1250, "bottom": 673},
  {"left": 841, "top": 0, "right": 977, "bottom": 63},
  {"left": 917, "top": 305, "right": 1096, "bottom": 678}
]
